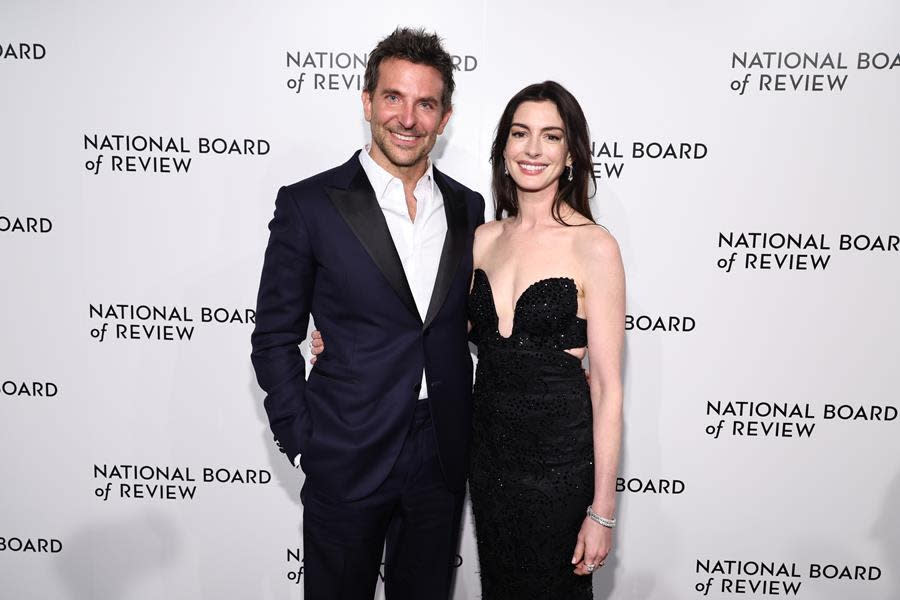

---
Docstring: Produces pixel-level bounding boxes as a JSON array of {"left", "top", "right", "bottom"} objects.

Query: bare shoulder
[
  {"left": 473, "top": 218, "right": 507, "bottom": 263},
  {"left": 475, "top": 218, "right": 505, "bottom": 240},
  {"left": 576, "top": 224, "right": 620, "bottom": 260},
  {"left": 574, "top": 224, "right": 624, "bottom": 287},
  {"left": 558, "top": 212, "right": 616, "bottom": 255}
]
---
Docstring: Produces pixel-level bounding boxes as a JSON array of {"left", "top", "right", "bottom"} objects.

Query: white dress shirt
[{"left": 358, "top": 146, "right": 446, "bottom": 400}]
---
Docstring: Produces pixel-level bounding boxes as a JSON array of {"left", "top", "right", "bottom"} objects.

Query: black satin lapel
[
  {"left": 423, "top": 173, "right": 468, "bottom": 330},
  {"left": 327, "top": 168, "right": 420, "bottom": 322}
]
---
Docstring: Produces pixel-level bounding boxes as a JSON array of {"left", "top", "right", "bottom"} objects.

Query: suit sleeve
[
  {"left": 251, "top": 185, "right": 315, "bottom": 465},
  {"left": 475, "top": 192, "right": 486, "bottom": 227}
]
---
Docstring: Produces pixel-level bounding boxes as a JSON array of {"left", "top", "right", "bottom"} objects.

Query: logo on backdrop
[
  {"left": 0, "top": 537, "right": 61, "bottom": 553},
  {"left": 87, "top": 304, "right": 254, "bottom": 343},
  {"left": 81, "top": 134, "right": 269, "bottom": 175},
  {"left": 1, "top": 43, "right": 46, "bottom": 60},
  {"left": 616, "top": 477, "right": 685, "bottom": 494},
  {"left": 590, "top": 140, "right": 707, "bottom": 180},
  {"left": 93, "top": 464, "right": 271, "bottom": 501},
  {"left": 2, "top": 380, "right": 57, "bottom": 398},
  {"left": 693, "top": 558, "right": 883, "bottom": 596},
  {"left": 284, "top": 50, "right": 478, "bottom": 94},
  {"left": 626, "top": 314, "right": 695, "bottom": 333},
  {"left": 715, "top": 232, "right": 899, "bottom": 273},
  {"left": 729, "top": 51, "right": 899, "bottom": 95},
  {"left": 0, "top": 216, "right": 52, "bottom": 234},
  {"left": 286, "top": 549, "right": 463, "bottom": 585},
  {"left": 704, "top": 401, "right": 896, "bottom": 440}
]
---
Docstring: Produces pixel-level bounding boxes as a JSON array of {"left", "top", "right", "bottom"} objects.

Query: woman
[
  {"left": 466, "top": 80, "right": 624, "bottom": 598},
  {"left": 310, "top": 81, "right": 624, "bottom": 598}
]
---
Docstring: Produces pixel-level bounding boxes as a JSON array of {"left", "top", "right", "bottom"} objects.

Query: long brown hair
[{"left": 490, "top": 81, "right": 595, "bottom": 223}]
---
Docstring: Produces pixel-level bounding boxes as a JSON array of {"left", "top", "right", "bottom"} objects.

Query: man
[{"left": 251, "top": 27, "right": 484, "bottom": 600}]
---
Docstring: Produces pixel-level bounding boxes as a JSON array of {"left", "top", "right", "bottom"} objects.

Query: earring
[
  {"left": 567, "top": 164, "right": 574, "bottom": 182},
  {"left": 504, "top": 163, "right": 509, "bottom": 176}
]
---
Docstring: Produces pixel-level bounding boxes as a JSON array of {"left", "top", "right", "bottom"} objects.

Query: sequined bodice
[{"left": 468, "top": 268, "right": 587, "bottom": 352}]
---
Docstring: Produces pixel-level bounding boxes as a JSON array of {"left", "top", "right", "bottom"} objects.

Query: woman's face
[{"left": 503, "top": 100, "right": 571, "bottom": 195}]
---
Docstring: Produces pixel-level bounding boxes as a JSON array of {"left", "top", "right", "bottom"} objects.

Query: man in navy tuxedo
[{"left": 251, "top": 27, "right": 484, "bottom": 600}]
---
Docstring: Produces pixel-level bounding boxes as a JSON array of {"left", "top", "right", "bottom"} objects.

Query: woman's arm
[{"left": 571, "top": 226, "right": 625, "bottom": 575}]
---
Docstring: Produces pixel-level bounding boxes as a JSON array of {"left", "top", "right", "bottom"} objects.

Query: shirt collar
[{"left": 358, "top": 145, "right": 434, "bottom": 206}]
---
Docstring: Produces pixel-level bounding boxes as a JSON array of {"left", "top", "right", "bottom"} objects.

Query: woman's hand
[
  {"left": 308, "top": 330, "right": 324, "bottom": 364},
  {"left": 571, "top": 516, "right": 612, "bottom": 575}
]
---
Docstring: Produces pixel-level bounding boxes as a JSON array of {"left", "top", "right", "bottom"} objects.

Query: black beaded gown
[{"left": 468, "top": 268, "right": 594, "bottom": 599}]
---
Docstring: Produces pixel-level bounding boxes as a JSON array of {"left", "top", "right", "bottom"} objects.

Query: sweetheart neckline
[{"left": 473, "top": 268, "right": 586, "bottom": 340}]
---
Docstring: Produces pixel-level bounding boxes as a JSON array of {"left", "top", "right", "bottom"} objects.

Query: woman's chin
[{"left": 513, "top": 179, "right": 558, "bottom": 195}]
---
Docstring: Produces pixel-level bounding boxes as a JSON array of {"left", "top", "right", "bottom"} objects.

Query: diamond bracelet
[{"left": 586, "top": 505, "right": 617, "bottom": 528}]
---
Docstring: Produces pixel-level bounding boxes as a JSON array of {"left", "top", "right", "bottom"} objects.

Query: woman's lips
[{"left": 517, "top": 161, "right": 548, "bottom": 175}]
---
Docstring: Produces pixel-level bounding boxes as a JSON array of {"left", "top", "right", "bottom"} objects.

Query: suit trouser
[{"left": 301, "top": 401, "right": 465, "bottom": 600}]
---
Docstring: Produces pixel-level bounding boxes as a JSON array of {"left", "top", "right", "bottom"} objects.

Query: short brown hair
[{"left": 365, "top": 27, "right": 455, "bottom": 112}]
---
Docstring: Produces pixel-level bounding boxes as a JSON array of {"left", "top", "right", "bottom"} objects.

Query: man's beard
[{"left": 372, "top": 126, "right": 431, "bottom": 168}]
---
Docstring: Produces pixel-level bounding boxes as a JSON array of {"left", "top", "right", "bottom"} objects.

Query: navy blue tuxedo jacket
[{"left": 251, "top": 151, "right": 485, "bottom": 501}]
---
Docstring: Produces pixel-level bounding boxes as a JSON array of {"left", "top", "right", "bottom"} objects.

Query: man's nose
[{"left": 398, "top": 102, "right": 416, "bottom": 129}]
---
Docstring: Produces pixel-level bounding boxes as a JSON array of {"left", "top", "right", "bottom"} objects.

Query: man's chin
[
  {"left": 371, "top": 135, "right": 431, "bottom": 169},
  {"left": 384, "top": 148, "right": 427, "bottom": 168}
]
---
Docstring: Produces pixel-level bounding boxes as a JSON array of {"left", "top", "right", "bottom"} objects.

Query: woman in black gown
[{"left": 467, "top": 81, "right": 625, "bottom": 598}]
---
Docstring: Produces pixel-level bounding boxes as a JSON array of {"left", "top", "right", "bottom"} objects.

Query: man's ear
[
  {"left": 436, "top": 106, "right": 453, "bottom": 135},
  {"left": 362, "top": 90, "right": 373, "bottom": 122}
]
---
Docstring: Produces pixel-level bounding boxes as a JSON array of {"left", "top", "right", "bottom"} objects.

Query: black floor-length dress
[{"left": 468, "top": 268, "right": 594, "bottom": 599}]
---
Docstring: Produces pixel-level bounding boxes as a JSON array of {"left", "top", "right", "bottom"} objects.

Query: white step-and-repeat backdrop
[{"left": 2, "top": 1, "right": 898, "bottom": 598}]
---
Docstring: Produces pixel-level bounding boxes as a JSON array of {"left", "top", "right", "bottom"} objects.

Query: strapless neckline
[{"left": 472, "top": 268, "right": 586, "bottom": 340}]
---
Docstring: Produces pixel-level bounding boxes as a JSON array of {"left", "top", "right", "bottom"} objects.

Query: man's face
[{"left": 362, "top": 58, "right": 452, "bottom": 175}]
